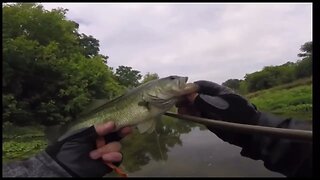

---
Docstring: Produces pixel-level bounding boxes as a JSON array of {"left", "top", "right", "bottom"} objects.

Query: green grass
[
  {"left": 246, "top": 77, "right": 312, "bottom": 99},
  {"left": 246, "top": 78, "right": 312, "bottom": 121},
  {"left": 2, "top": 123, "right": 47, "bottom": 163},
  {"left": 3, "top": 138, "right": 47, "bottom": 163}
]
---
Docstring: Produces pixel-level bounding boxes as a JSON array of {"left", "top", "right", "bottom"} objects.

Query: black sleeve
[
  {"left": 241, "top": 112, "right": 312, "bottom": 177},
  {"left": 194, "top": 95, "right": 312, "bottom": 177}
]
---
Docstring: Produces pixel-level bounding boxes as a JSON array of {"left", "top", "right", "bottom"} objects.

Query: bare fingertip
[
  {"left": 90, "top": 150, "right": 101, "bottom": 160},
  {"left": 105, "top": 121, "right": 115, "bottom": 128},
  {"left": 103, "top": 153, "right": 122, "bottom": 162}
]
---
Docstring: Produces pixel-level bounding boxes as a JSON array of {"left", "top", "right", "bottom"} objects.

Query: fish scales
[{"left": 46, "top": 75, "right": 199, "bottom": 143}]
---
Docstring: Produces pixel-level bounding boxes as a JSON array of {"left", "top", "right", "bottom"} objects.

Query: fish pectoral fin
[
  {"left": 138, "top": 100, "right": 150, "bottom": 110},
  {"left": 147, "top": 120, "right": 156, "bottom": 134},
  {"left": 147, "top": 115, "right": 163, "bottom": 133},
  {"left": 137, "top": 120, "right": 155, "bottom": 134}
]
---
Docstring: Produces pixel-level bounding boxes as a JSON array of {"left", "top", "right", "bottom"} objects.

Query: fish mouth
[
  {"left": 178, "top": 76, "right": 188, "bottom": 89},
  {"left": 176, "top": 77, "right": 198, "bottom": 96},
  {"left": 184, "top": 76, "right": 188, "bottom": 83}
]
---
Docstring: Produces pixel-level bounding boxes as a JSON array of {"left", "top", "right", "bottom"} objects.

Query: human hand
[
  {"left": 177, "top": 80, "right": 259, "bottom": 123},
  {"left": 176, "top": 80, "right": 260, "bottom": 146},
  {"left": 45, "top": 121, "right": 132, "bottom": 177}
]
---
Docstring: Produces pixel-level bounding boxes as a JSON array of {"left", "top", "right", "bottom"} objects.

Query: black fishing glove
[
  {"left": 45, "top": 126, "right": 122, "bottom": 177},
  {"left": 178, "top": 80, "right": 312, "bottom": 177},
  {"left": 190, "top": 80, "right": 260, "bottom": 147}
]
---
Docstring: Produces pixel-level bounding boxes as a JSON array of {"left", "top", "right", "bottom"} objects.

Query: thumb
[{"left": 95, "top": 121, "right": 116, "bottom": 136}]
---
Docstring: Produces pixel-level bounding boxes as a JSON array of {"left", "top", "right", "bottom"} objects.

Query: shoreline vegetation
[{"left": 246, "top": 77, "right": 312, "bottom": 121}]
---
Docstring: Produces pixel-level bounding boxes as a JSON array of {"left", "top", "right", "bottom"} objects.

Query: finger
[
  {"left": 95, "top": 121, "right": 116, "bottom": 136},
  {"left": 102, "top": 152, "right": 122, "bottom": 163},
  {"left": 96, "top": 136, "right": 105, "bottom": 148},
  {"left": 104, "top": 126, "right": 133, "bottom": 143},
  {"left": 90, "top": 142, "right": 121, "bottom": 159},
  {"left": 119, "top": 127, "right": 133, "bottom": 138}
]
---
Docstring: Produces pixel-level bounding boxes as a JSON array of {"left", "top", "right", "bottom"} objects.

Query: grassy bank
[
  {"left": 246, "top": 77, "right": 312, "bottom": 121},
  {"left": 2, "top": 123, "right": 47, "bottom": 163}
]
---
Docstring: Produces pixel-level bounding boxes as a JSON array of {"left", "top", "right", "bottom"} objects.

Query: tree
[
  {"left": 298, "top": 41, "right": 312, "bottom": 58},
  {"left": 77, "top": 33, "right": 109, "bottom": 64},
  {"left": 222, "top": 79, "right": 241, "bottom": 92},
  {"left": 2, "top": 3, "right": 122, "bottom": 126},
  {"left": 221, "top": 41, "right": 312, "bottom": 94},
  {"left": 141, "top": 72, "right": 159, "bottom": 84},
  {"left": 295, "top": 41, "right": 312, "bottom": 78},
  {"left": 115, "top": 66, "right": 142, "bottom": 88},
  {"left": 295, "top": 57, "right": 312, "bottom": 78}
]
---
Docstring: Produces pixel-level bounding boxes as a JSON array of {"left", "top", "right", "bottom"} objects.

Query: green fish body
[{"left": 47, "top": 75, "right": 198, "bottom": 142}]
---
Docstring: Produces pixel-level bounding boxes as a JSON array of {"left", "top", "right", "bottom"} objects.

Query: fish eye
[{"left": 169, "top": 76, "right": 176, "bottom": 80}]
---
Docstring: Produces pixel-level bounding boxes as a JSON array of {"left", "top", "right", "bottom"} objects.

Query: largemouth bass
[{"left": 47, "top": 75, "right": 198, "bottom": 142}]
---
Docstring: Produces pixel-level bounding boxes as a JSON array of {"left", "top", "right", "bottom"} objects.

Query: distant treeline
[
  {"left": 3, "top": 3, "right": 159, "bottom": 126},
  {"left": 222, "top": 41, "right": 312, "bottom": 94}
]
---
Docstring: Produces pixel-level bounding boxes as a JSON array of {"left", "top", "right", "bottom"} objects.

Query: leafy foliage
[
  {"left": 298, "top": 41, "right": 312, "bottom": 58},
  {"left": 141, "top": 72, "right": 159, "bottom": 84},
  {"left": 222, "top": 79, "right": 241, "bottom": 93},
  {"left": 2, "top": 122, "right": 46, "bottom": 163},
  {"left": 295, "top": 57, "right": 312, "bottom": 79},
  {"left": 3, "top": 140, "right": 47, "bottom": 162},
  {"left": 115, "top": 65, "right": 142, "bottom": 88},
  {"left": 3, "top": 3, "right": 122, "bottom": 126},
  {"left": 222, "top": 41, "right": 312, "bottom": 94}
]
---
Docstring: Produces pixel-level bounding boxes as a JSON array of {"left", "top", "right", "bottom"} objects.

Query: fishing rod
[{"left": 164, "top": 112, "right": 312, "bottom": 142}]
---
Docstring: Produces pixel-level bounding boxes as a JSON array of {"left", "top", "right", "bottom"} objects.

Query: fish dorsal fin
[
  {"left": 137, "top": 120, "right": 155, "bottom": 134},
  {"left": 78, "top": 95, "right": 126, "bottom": 118}
]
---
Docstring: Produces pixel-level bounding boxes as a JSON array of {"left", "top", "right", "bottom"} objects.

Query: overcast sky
[{"left": 41, "top": 3, "right": 312, "bottom": 84}]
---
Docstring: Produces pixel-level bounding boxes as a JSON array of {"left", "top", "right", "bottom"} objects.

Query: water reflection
[
  {"left": 118, "top": 115, "right": 198, "bottom": 173},
  {"left": 114, "top": 115, "right": 284, "bottom": 177}
]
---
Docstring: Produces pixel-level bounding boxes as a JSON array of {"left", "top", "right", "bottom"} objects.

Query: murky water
[{"left": 109, "top": 116, "right": 285, "bottom": 177}]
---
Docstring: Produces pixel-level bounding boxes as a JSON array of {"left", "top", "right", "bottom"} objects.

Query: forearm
[
  {"left": 188, "top": 81, "right": 312, "bottom": 177},
  {"left": 239, "top": 112, "right": 312, "bottom": 177},
  {"left": 2, "top": 151, "right": 71, "bottom": 177}
]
